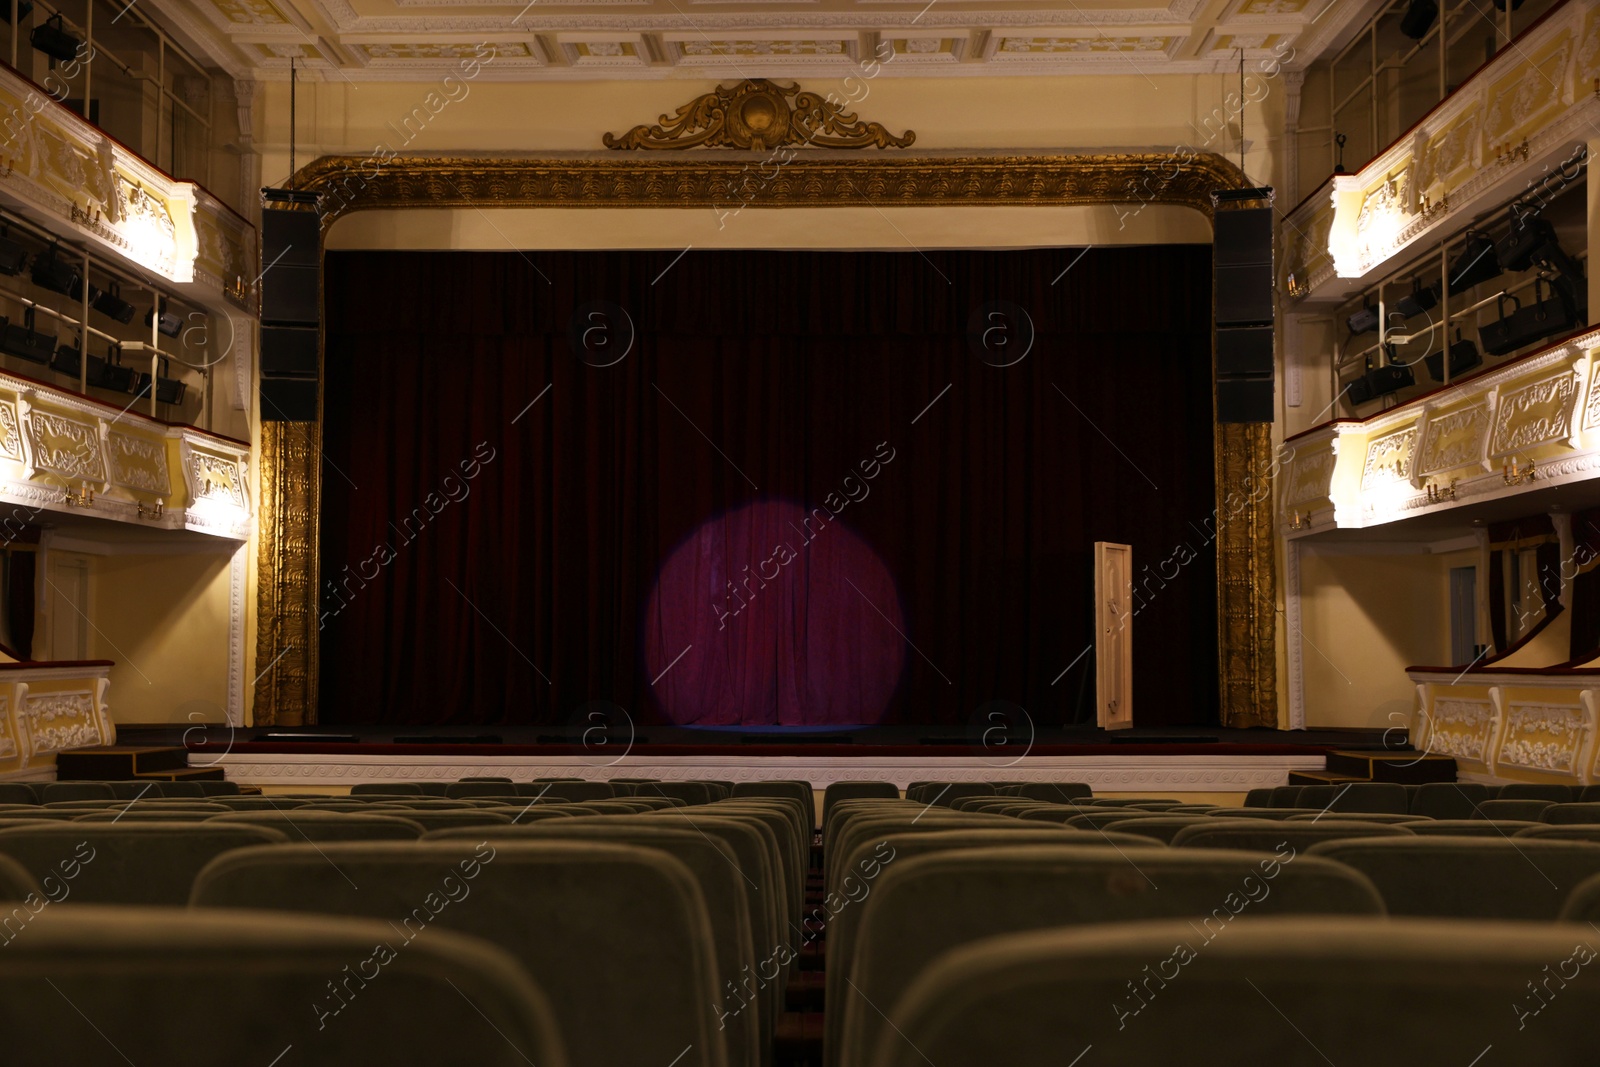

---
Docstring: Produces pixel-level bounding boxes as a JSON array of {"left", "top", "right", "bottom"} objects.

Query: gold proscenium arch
[{"left": 256, "top": 150, "right": 1277, "bottom": 730}]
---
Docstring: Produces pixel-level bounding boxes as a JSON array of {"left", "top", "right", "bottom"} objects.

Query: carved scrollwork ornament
[{"left": 603, "top": 79, "right": 914, "bottom": 151}]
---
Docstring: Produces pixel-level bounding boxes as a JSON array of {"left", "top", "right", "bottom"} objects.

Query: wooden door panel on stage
[{"left": 1095, "top": 541, "right": 1133, "bottom": 731}]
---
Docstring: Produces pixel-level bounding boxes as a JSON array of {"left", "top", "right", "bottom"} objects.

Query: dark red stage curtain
[{"left": 319, "top": 247, "right": 1218, "bottom": 728}]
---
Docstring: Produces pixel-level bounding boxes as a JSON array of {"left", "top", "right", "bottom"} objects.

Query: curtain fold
[{"left": 319, "top": 247, "right": 1218, "bottom": 727}]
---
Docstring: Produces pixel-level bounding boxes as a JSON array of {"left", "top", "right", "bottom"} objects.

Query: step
[
  {"left": 1326, "top": 749, "right": 1456, "bottom": 784},
  {"left": 785, "top": 970, "right": 824, "bottom": 1011},
  {"left": 133, "top": 767, "right": 228, "bottom": 782},
  {"left": 1289, "top": 770, "right": 1366, "bottom": 786},
  {"left": 55, "top": 745, "right": 189, "bottom": 779},
  {"left": 774, "top": 1011, "right": 823, "bottom": 1067}
]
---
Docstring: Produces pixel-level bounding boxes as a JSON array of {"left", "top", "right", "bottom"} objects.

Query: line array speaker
[
  {"left": 259, "top": 188, "right": 321, "bottom": 423},
  {"left": 1212, "top": 187, "right": 1275, "bottom": 424}
]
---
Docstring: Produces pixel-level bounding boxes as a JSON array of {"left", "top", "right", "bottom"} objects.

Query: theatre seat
[
  {"left": 1540, "top": 803, "right": 1600, "bottom": 824},
  {"left": 1559, "top": 872, "right": 1600, "bottom": 919},
  {"left": 351, "top": 782, "right": 422, "bottom": 794},
  {"left": 1171, "top": 821, "right": 1413, "bottom": 851},
  {"left": 1268, "top": 785, "right": 1304, "bottom": 807},
  {"left": 192, "top": 840, "right": 728, "bottom": 1067},
  {"left": 37, "top": 783, "right": 115, "bottom": 803},
  {"left": 1284, "top": 812, "right": 1431, "bottom": 824},
  {"left": 0, "top": 853, "right": 40, "bottom": 900},
  {"left": 1474, "top": 798, "right": 1556, "bottom": 821},
  {"left": 389, "top": 809, "right": 515, "bottom": 832},
  {"left": 431, "top": 819, "right": 764, "bottom": 1067},
  {"left": 443, "top": 782, "right": 516, "bottom": 798},
  {"left": 1406, "top": 819, "right": 1541, "bottom": 837},
  {"left": 538, "top": 782, "right": 618, "bottom": 802},
  {"left": 1068, "top": 810, "right": 1181, "bottom": 831},
  {"left": 1302, "top": 782, "right": 1409, "bottom": 815},
  {"left": 0, "top": 784, "right": 35, "bottom": 805},
  {"left": 1202, "top": 806, "right": 1335, "bottom": 820},
  {"left": 1516, "top": 824, "right": 1600, "bottom": 843},
  {"left": 1308, "top": 837, "right": 1600, "bottom": 920},
  {"left": 823, "top": 783, "right": 900, "bottom": 828},
  {"left": 1243, "top": 787, "right": 1273, "bottom": 807},
  {"left": 824, "top": 828, "right": 1160, "bottom": 1067},
  {"left": 869, "top": 917, "right": 1599, "bottom": 1067},
  {"left": 645, "top": 782, "right": 715, "bottom": 806},
  {"left": 1106, "top": 815, "right": 1225, "bottom": 843},
  {"left": 839, "top": 846, "right": 1383, "bottom": 1067},
  {"left": 1497, "top": 783, "right": 1576, "bottom": 803},
  {"left": 0, "top": 823, "right": 288, "bottom": 905},
  {"left": 0, "top": 905, "right": 568, "bottom": 1066},
  {"left": 206, "top": 810, "right": 426, "bottom": 841},
  {"left": 1011, "top": 782, "right": 1093, "bottom": 803}
]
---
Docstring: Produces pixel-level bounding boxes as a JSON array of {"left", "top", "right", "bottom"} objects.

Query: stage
[{"left": 118, "top": 724, "right": 1401, "bottom": 793}]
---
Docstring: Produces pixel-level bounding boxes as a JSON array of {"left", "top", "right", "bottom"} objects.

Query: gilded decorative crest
[{"left": 603, "top": 78, "right": 914, "bottom": 151}]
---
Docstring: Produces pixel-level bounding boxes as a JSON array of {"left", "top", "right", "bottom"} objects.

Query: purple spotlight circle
[{"left": 644, "top": 500, "right": 906, "bottom": 726}]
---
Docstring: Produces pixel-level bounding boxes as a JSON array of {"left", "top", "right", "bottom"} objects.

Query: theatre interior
[{"left": 5, "top": 0, "right": 1600, "bottom": 1061}]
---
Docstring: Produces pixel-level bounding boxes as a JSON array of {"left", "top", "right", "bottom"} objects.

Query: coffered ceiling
[{"left": 151, "top": 0, "right": 1374, "bottom": 80}]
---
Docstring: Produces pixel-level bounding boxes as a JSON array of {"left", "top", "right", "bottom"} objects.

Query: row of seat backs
[
  {"left": 1250, "top": 781, "right": 1600, "bottom": 817},
  {"left": 870, "top": 916, "right": 1600, "bottom": 1067},
  {"left": 0, "top": 794, "right": 813, "bottom": 1067},
  {"left": 0, "top": 780, "right": 242, "bottom": 804},
  {"left": 0, "top": 905, "right": 572, "bottom": 1066}
]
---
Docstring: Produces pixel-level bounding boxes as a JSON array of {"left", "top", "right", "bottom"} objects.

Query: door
[{"left": 1094, "top": 541, "right": 1133, "bottom": 731}]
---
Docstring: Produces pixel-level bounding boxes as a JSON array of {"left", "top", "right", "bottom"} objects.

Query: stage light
[
  {"left": 146, "top": 301, "right": 182, "bottom": 338},
  {"left": 1346, "top": 298, "right": 1380, "bottom": 335},
  {"left": 1496, "top": 215, "right": 1555, "bottom": 273},
  {"left": 0, "top": 230, "right": 25, "bottom": 276},
  {"left": 1394, "top": 278, "right": 1439, "bottom": 318},
  {"left": 30, "top": 14, "right": 81, "bottom": 63},
  {"left": 1425, "top": 335, "right": 1483, "bottom": 383},
  {"left": 1480, "top": 276, "right": 1579, "bottom": 356},
  {"left": 1447, "top": 230, "right": 1501, "bottom": 294},
  {"left": 90, "top": 282, "right": 135, "bottom": 324},
  {"left": 1347, "top": 361, "right": 1415, "bottom": 405},
  {"left": 30, "top": 245, "right": 81, "bottom": 298},
  {"left": 1400, "top": 0, "right": 1438, "bottom": 39}
]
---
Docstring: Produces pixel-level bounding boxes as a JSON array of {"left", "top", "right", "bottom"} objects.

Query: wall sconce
[
  {"left": 1419, "top": 191, "right": 1449, "bottom": 220},
  {"left": 1494, "top": 140, "right": 1530, "bottom": 166},
  {"left": 136, "top": 500, "right": 164, "bottom": 520},
  {"left": 62, "top": 483, "right": 93, "bottom": 508},
  {"left": 1426, "top": 479, "right": 1457, "bottom": 503},
  {"left": 1502, "top": 458, "right": 1538, "bottom": 485},
  {"left": 1288, "top": 510, "right": 1307, "bottom": 530}
]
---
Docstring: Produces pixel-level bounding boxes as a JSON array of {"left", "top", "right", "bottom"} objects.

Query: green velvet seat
[
  {"left": 445, "top": 781, "right": 517, "bottom": 798},
  {"left": 1284, "top": 812, "right": 1432, "bottom": 824},
  {"left": 1474, "top": 798, "right": 1556, "bottom": 821},
  {"left": 1011, "top": 782, "right": 1093, "bottom": 803},
  {"left": 388, "top": 808, "right": 515, "bottom": 832},
  {"left": 731, "top": 780, "right": 815, "bottom": 828},
  {"left": 0, "top": 853, "right": 40, "bottom": 900},
  {"left": 824, "top": 828, "right": 1160, "bottom": 1067},
  {"left": 1406, "top": 819, "right": 1541, "bottom": 837},
  {"left": 0, "top": 823, "right": 287, "bottom": 905},
  {"left": 1516, "top": 824, "right": 1600, "bottom": 843},
  {"left": 0, "top": 905, "right": 568, "bottom": 1066},
  {"left": 1308, "top": 836, "right": 1600, "bottom": 919},
  {"left": 1171, "top": 821, "right": 1414, "bottom": 851},
  {"left": 1103, "top": 815, "right": 1229, "bottom": 843},
  {"left": 351, "top": 781, "right": 423, "bottom": 794},
  {"left": 1067, "top": 810, "right": 1181, "bottom": 832},
  {"left": 192, "top": 840, "right": 726, "bottom": 1067},
  {"left": 823, "top": 782, "right": 902, "bottom": 830},
  {"left": 1540, "top": 802, "right": 1600, "bottom": 824},
  {"left": 429, "top": 819, "right": 764, "bottom": 1067},
  {"left": 1201, "top": 806, "right": 1347, "bottom": 820},
  {"left": 840, "top": 846, "right": 1383, "bottom": 1067},
  {"left": 869, "top": 917, "right": 1598, "bottom": 1067},
  {"left": 206, "top": 810, "right": 425, "bottom": 841}
]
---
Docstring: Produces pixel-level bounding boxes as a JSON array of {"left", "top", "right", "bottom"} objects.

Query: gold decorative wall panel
[
  {"left": 284, "top": 149, "right": 1276, "bottom": 728},
  {"left": 252, "top": 421, "right": 319, "bottom": 727}
]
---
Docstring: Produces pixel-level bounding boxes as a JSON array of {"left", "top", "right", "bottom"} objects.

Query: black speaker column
[
  {"left": 1212, "top": 188, "right": 1275, "bottom": 424},
  {"left": 259, "top": 188, "right": 321, "bottom": 422}
]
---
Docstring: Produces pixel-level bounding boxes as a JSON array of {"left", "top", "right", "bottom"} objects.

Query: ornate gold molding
[
  {"left": 602, "top": 78, "right": 914, "bottom": 151},
  {"left": 281, "top": 149, "right": 1276, "bottom": 728},
  {"left": 252, "top": 420, "right": 320, "bottom": 727}
]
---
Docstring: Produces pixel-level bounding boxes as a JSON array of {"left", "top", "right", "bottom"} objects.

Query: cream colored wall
[
  {"left": 79, "top": 551, "right": 235, "bottom": 725},
  {"left": 1298, "top": 548, "right": 1452, "bottom": 730},
  {"left": 254, "top": 71, "right": 1288, "bottom": 188}
]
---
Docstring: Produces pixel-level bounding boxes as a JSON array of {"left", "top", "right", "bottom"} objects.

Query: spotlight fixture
[
  {"left": 30, "top": 245, "right": 81, "bottom": 298},
  {"left": 1446, "top": 230, "right": 1501, "bottom": 294},
  {"left": 90, "top": 281, "right": 135, "bottom": 324},
  {"left": 1496, "top": 215, "right": 1556, "bottom": 273},
  {"left": 1480, "top": 276, "right": 1578, "bottom": 356},
  {"left": 0, "top": 227, "right": 26, "bottom": 276},
  {"left": 29, "top": 13, "right": 81, "bottom": 63},
  {"left": 1400, "top": 0, "right": 1438, "bottom": 40},
  {"left": 1394, "top": 277, "right": 1439, "bottom": 318},
  {"left": 1424, "top": 332, "right": 1483, "bottom": 383},
  {"left": 145, "top": 300, "right": 182, "bottom": 338},
  {"left": 1347, "top": 361, "right": 1416, "bottom": 405},
  {"left": 130, "top": 364, "right": 186, "bottom": 406},
  {"left": 1346, "top": 298, "right": 1380, "bottom": 335}
]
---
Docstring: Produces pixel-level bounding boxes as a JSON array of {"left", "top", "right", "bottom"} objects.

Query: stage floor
[{"left": 119, "top": 724, "right": 1399, "bottom": 793}]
